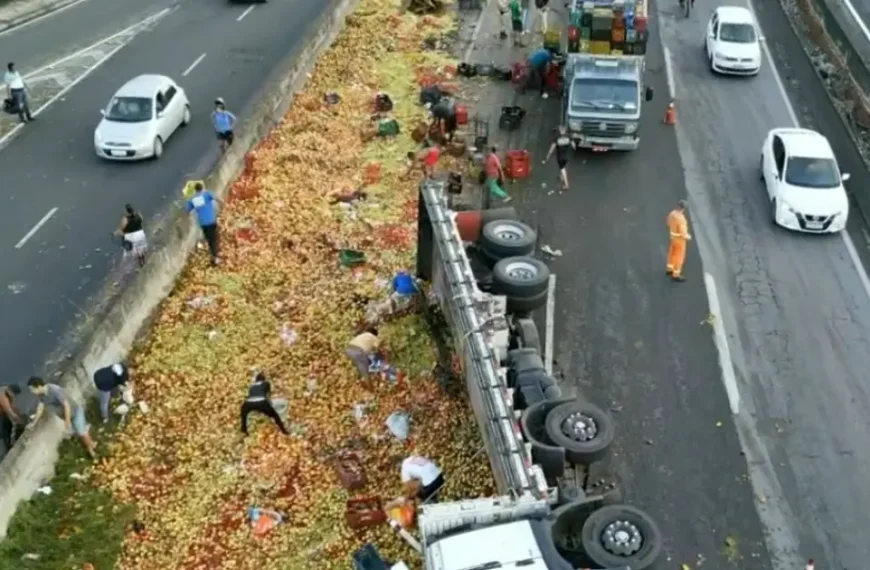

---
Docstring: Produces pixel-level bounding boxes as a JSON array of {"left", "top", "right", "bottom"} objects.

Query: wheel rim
[
  {"left": 601, "top": 520, "right": 644, "bottom": 557},
  {"left": 491, "top": 223, "right": 526, "bottom": 242},
  {"left": 503, "top": 260, "right": 538, "bottom": 280},
  {"left": 561, "top": 411, "right": 598, "bottom": 442}
]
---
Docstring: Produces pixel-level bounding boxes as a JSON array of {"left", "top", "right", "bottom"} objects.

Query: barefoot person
[
  {"left": 544, "top": 126, "right": 575, "bottom": 192},
  {"left": 28, "top": 377, "right": 97, "bottom": 458}
]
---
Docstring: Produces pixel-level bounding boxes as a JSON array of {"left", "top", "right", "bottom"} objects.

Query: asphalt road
[
  {"left": 463, "top": 0, "right": 870, "bottom": 568},
  {"left": 0, "top": 0, "right": 329, "bottom": 402}
]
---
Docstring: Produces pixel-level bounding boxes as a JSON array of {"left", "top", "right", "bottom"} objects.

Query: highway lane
[
  {"left": 659, "top": 0, "right": 870, "bottom": 568},
  {"left": 463, "top": 7, "right": 771, "bottom": 568},
  {"left": 0, "top": 0, "right": 328, "bottom": 404},
  {"left": 0, "top": 0, "right": 176, "bottom": 77}
]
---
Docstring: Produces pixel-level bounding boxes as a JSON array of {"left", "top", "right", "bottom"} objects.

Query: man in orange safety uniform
[{"left": 666, "top": 200, "right": 691, "bottom": 282}]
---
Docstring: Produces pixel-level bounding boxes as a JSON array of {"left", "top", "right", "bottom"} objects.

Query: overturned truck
[{"left": 414, "top": 180, "right": 663, "bottom": 570}]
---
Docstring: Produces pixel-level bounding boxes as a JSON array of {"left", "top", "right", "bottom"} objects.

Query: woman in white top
[
  {"left": 399, "top": 455, "right": 445, "bottom": 503},
  {"left": 115, "top": 204, "right": 147, "bottom": 267}
]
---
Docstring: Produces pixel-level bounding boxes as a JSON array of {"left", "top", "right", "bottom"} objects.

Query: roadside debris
[{"left": 541, "top": 244, "right": 562, "bottom": 257}]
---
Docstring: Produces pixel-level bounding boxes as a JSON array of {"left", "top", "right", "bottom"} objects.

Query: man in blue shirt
[
  {"left": 185, "top": 182, "right": 223, "bottom": 266},
  {"left": 526, "top": 48, "right": 553, "bottom": 98},
  {"left": 212, "top": 97, "right": 236, "bottom": 153}
]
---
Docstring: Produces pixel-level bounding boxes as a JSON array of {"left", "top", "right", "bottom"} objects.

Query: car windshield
[
  {"left": 719, "top": 22, "right": 756, "bottom": 43},
  {"left": 571, "top": 78, "right": 638, "bottom": 115},
  {"left": 105, "top": 97, "right": 153, "bottom": 123},
  {"left": 785, "top": 156, "right": 841, "bottom": 188}
]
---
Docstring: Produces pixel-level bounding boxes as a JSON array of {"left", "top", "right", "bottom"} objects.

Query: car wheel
[
  {"left": 580, "top": 505, "right": 663, "bottom": 570},
  {"left": 182, "top": 105, "right": 191, "bottom": 126},
  {"left": 759, "top": 154, "right": 764, "bottom": 180},
  {"left": 544, "top": 400, "right": 614, "bottom": 465},
  {"left": 770, "top": 198, "right": 778, "bottom": 226},
  {"left": 480, "top": 219, "right": 537, "bottom": 262},
  {"left": 492, "top": 256, "right": 550, "bottom": 298},
  {"left": 152, "top": 136, "right": 163, "bottom": 160}
]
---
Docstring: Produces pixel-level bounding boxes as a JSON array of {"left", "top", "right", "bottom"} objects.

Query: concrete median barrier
[{"left": 0, "top": 0, "right": 361, "bottom": 539}]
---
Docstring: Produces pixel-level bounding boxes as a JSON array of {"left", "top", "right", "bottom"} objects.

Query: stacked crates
[{"left": 567, "top": 0, "right": 648, "bottom": 55}]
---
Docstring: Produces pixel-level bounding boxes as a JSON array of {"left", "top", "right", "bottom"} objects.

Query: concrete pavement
[
  {"left": 0, "top": 0, "right": 330, "bottom": 405},
  {"left": 458, "top": 0, "right": 870, "bottom": 568}
]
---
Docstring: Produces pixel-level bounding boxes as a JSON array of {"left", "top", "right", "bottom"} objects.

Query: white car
[
  {"left": 760, "top": 128, "right": 851, "bottom": 233},
  {"left": 705, "top": 6, "right": 762, "bottom": 75},
  {"left": 94, "top": 74, "right": 190, "bottom": 161}
]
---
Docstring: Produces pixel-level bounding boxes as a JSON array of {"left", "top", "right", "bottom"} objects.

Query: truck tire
[
  {"left": 545, "top": 400, "right": 615, "bottom": 465},
  {"left": 515, "top": 383, "right": 545, "bottom": 410},
  {"left": 492, "top": 257, "right": 550, "bottom": 298},
  {"left": 580, "top": 505, "right": 663, "bottom": 570},
  {"left": 508, "top": 348, "right": 544, "bottom": 376},
  {"left": 507, "top": 289, "right": 548, "bottom": 313},
  {"left": 515, "top": 317, "right": 541, "bottom": 351},
  {"left": 520, "top": 400, "right": 569, "bottom": 482},
  {"left": 479, "top": 220, "right": 537, "bottom": 260},
  {"left": 544, "top": 385, "right": 563, "bottom": 400}
]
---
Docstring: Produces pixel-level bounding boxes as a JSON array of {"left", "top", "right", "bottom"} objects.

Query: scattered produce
[{"left": 82, "top": 0, "right": 493, "bottom": 568}]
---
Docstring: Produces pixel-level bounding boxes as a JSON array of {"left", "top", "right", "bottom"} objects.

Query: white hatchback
[
  {"left": 94, "top": 74, "right": 191, "bottom": 161},
  {"left": 760, "top": 128, "right": 851, "bottom": 233},
  {"left": 705, "top": 6, "right": 762, "bottom": 75}
]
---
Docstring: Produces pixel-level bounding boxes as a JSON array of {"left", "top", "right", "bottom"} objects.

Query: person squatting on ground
[
  {"left": 397, "top": 455, "right": 445, "bottom": 504},
  {"left": 28, "top": 377, "right": 97, "bottom": 459},
  {"left": 116, "top": 204, "right": 147, "bottom": 267},
  {"left": 240, "top": 372, "right": 290, "bottom": 436},
  {"left": 345, "top": 327, "right": 380, "bottom": 378},
  {"left": 666, "top": 200, "right": 692, "bottom": 282},
  {"left": 526, "top": 47, "right": 553, "bottom": 99},
  {"left": 406, "top": 144, "right": 441, "bottom": 179},
  {"left": 484, "top": 146, "right": 511, "bottom": 202},
  {"left": 4, "top": 62, "right": 34, "bottom": 123},
  {"left": 212, "top": 97, "right": 236, "bottom": 153},
  {"left": 93, "top": 362, "right": 131, "bottom": 423},
  {"left": 430, "top": 97, "right": 457, "bottom": 142},
  {"left": 185, "top": 182, "right": 223, "bottom": 266},
  {"left": 544, "top": 126, "right": 575, "bottom": 192}
]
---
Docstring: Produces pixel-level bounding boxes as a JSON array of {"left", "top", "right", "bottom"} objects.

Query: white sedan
[
  {"left": 705, "top": 6, "right": 762, "bottom": 75},
  {"left": 760, "top": 128, "right": 851, "bottom": 233},
  {"left": 94, "top": 74, "right": 190, "bottom": 161}
]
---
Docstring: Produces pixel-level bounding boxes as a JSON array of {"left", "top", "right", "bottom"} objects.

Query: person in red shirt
[
  {"left": 406, "top": 144, "right": 441, "bottom": 178},
  {"left": 484, "top": 147, "right": 511, "bottom": 202}
]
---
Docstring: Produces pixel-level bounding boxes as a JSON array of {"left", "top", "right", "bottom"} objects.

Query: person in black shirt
[
  {"left": 115, "top": 204, "right": 147, "bottom": 267},
  {"left": 430, "top": 98, "right": 457, "bottom": 142},
  {"left": 544, "top": 126, "right": 575, "bottom": 192},
  {"left": 241, "top": 373, "right": 289, "bottom": 436},
  {"left": 93, "top": 363, "right": 130, "bottom": 423}
]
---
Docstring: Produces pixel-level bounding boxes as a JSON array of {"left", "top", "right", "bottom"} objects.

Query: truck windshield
[{"left": 571, "top": 78, "right": 638, "bottom": 114}]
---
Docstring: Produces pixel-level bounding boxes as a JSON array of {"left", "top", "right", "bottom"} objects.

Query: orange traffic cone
[
  {"left": 805, "top": 559, "right": 814, "bottom": 570},
  {"left": 663, "top": 101, "right": 676, "bottom": 125}
]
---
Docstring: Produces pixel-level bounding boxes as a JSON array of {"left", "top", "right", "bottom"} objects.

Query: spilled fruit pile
[{"left": 89, "top": 0, "right": 494, "bottom": 568}]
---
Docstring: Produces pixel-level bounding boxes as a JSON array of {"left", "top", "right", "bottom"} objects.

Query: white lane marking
[
  {"left": 745, "top": 0, "right": 870, "bottom": 305},
  {"left": 703, "top": 273, "right": 740, "bottom": 415},
  {"left": 0, "top": 8, "right": 171, "bottom": 91},
  {"left": 840, "top": 0, "right": 870, "bottom": 44},
  {"left": 544, "top": 274, "right": 556, "bottom": 376},
  {"left": 237, "top": 5, "right": 256, "bottom": 22},
  {"left": 463, "top": 4, "right": 488, "bottom": 63},
  {"left": 16, "top": 207, "right": 58, "bottom": 249},
  {"left": 0, "top": 39, "right": 132, "bottom": 148},
  {"left": 0, "top": 0, "right": 90, "bottom": 38},
  {"left": 182, "top": 53, "right": 207, "bottom": 77},
  {"left": 663, "top": 46, "right": 676, "bottom": 99}
]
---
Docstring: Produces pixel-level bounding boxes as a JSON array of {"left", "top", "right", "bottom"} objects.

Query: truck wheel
[
  {"left": 520, "top": 401, "right": 568, "bottom": 482},
  {"left": 507, "top": 289, "right": 548, "bottom": 313},
  {"left": 515, "top": 317, "right": 541, "bottom": 351},
  {"left": 544, "top": 385, "right": 562, "bottom": 400},
  {"left": 492, "top": 256, "right": 550, "bottom": 298},
  {"left": 479, "top": 219, "right": 537, "bottom": 260},
  {"left": 545, "top": 400, "right": 615, "bottom": 465},
  {"left": 580, "top": 505, "right": 663, "bottom": 570},
  {"left": 508, "top": 348, "right": 545, "bottom": 376},
  {"left": 515, "top": 383, "right": 546, "bottom": 410}
]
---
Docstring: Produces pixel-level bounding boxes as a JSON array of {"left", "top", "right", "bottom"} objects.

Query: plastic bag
[{"left": 386, "top": 411, "right": 410, "bottom": 440}]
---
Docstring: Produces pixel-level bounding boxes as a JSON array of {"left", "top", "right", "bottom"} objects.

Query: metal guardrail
[{"left": 417, "top": 180, "right": 544, "bottom": 498}]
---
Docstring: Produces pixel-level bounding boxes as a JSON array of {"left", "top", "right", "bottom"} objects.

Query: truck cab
[{"left": 562, "top": 54, "right": 653, "bottom": 151}]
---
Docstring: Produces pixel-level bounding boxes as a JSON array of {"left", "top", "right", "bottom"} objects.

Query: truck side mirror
[{"left": 645, "top": 86, "right": 654, "bottom": 101}]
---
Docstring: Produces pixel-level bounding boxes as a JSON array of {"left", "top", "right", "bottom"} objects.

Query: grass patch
[{"left": 0, "top": 408, "right": 135, "bottom": 570}]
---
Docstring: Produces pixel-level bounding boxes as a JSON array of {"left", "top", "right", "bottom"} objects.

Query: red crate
[
  {"left": 505, "top": 150, "right": 531, "bottom": 180},
  {"left": 635, "top": 16, "right": 648, "bottom": 32},
  {"left": 456, "top": 104, "right": 469, "bottom": 126}
]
